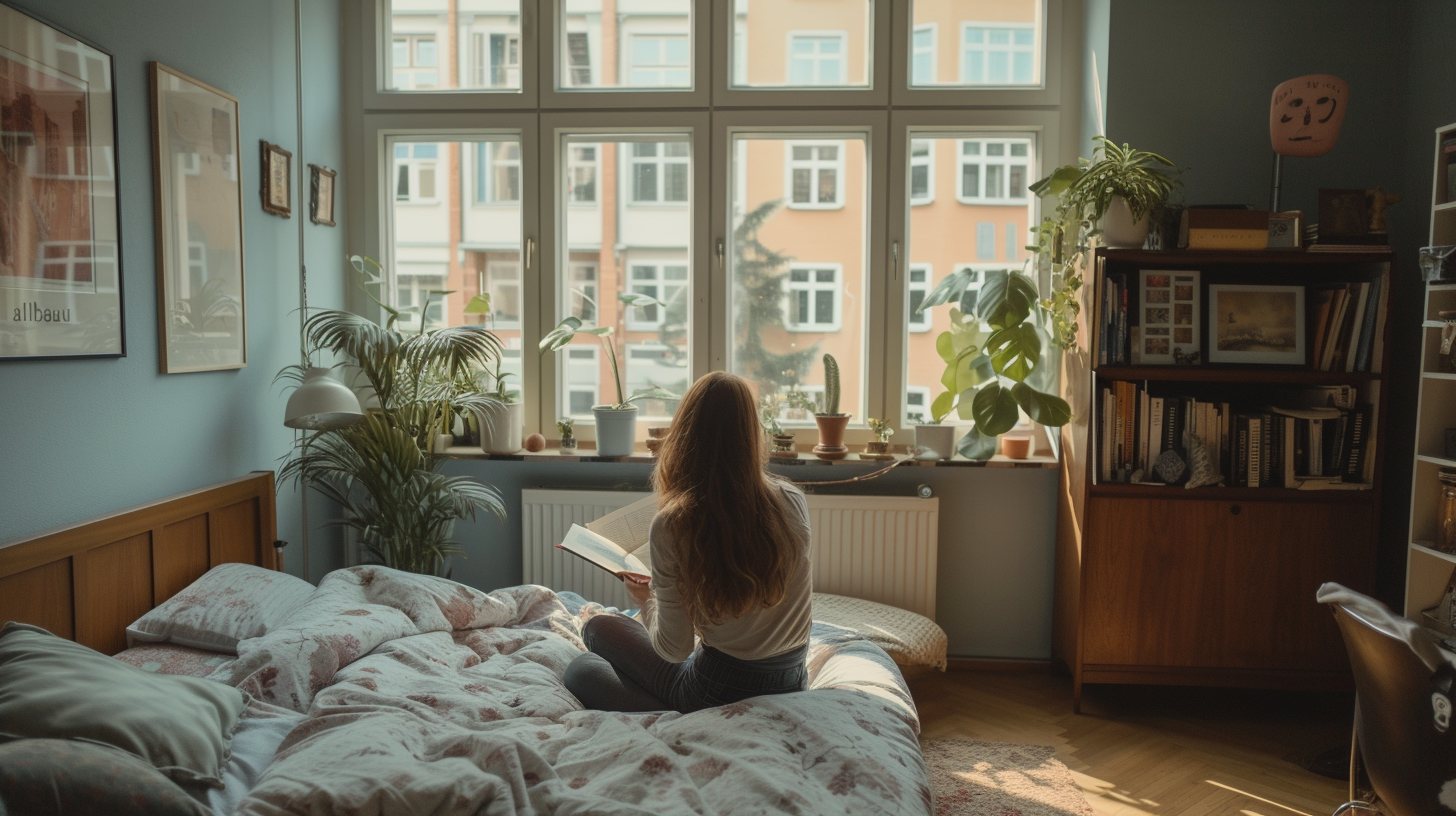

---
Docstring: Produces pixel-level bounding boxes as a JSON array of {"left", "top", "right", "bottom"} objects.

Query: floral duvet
[{"left": 205, "top": 567, "right": 931, "bottom": 815}]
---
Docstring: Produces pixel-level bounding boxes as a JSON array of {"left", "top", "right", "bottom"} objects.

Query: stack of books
[
  {"left": 1309, "top": 279, "right": 1386, "bottom": 372},
  {"left": 1097, "top": 383, "right": 1374, "bottom": 489},
  {"left": 1097, "top": 273, "right": 1130, "bottom": 366}
]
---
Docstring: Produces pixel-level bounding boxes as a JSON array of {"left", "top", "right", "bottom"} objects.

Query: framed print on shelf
[
  {"left": 150, "top": 62, "right": 247, "bottom": 373},
  {"left": 1138, "top": 269, "right": 1201, "bottom": 365},
  {"left": 260, "top": 140, "right": 291, "bottom": 217},
  {"left": 308, "top": 164, "right": 335, "bottom": 226},
  {"left": 0, "top": 4, "right": 125, "bottom": 361},
  {"left": 1208, "top": 284, "right": 1305, "bottom": 365}
]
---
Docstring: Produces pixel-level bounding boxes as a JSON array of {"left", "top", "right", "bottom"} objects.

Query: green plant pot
[{"left": 593, "top": 405, "right": 638, "bottom": 457}]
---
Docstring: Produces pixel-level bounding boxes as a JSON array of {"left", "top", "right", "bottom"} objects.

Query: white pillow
[
  {"left": 126, "top": 564, "right": 314, "bottom": 654},
  {"left": 811, "top": 592, "right": 948, "bottom": 671}
]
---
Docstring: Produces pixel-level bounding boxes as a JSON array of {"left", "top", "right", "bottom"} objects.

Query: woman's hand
[{"left": 622, "top": 574, "right": 651, "bottom": 607}]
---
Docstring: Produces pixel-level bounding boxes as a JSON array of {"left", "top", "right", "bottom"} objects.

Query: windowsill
[{"left": 443, "top": 445, "right": 1056, "bottom": 468}]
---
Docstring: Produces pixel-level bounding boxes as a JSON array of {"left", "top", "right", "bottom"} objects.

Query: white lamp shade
[{"left": 284, "top": 367, "right": 364, "bottom": 430}]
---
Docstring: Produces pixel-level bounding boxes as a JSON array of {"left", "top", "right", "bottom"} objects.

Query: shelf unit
[
  {"left": 1404, "top": 121, "right": 1456, "bottom": 622},
  {"left": 1054, "top": 247, "right": 1392, "bottom": 710}
]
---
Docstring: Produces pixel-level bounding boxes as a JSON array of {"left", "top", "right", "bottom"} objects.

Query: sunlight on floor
[{"left": 1206, "top": 780, "right": 1318, "bottom": 816}]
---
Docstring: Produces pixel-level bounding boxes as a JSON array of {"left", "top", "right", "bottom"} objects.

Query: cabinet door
[{"left": 1082, "top": 497, "right": 1374, "bottom": 671}]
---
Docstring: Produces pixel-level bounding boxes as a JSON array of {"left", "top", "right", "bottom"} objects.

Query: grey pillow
[
  {"left": 0, "top": 739, "right": 212, "bottom": 815},
  {"left": 0, "top": 622, "right": 247, "bottom": 788}
]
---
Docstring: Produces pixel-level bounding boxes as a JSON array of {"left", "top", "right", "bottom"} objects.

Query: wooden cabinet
[{"left": 1055, "top": 249, "right": 1390, "bottom": 709}]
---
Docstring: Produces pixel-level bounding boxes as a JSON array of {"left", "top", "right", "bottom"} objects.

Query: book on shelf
[
  {"left": 1310, "top": 277, "right": 1385, "bottom": 373},
  {"left": 1179, "top": 208, "right": 1271, "bottom": 250},
  {"left": 555, "top": 495, "right": 656, "bottom": 583},
  {"left": 1094, "top": 383, "right": 1376, "bottom": 490}
]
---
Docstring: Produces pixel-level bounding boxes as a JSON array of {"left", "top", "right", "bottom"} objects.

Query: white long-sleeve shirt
[{"left": 640, "top": 482, "right": 812, "bottom": 662}]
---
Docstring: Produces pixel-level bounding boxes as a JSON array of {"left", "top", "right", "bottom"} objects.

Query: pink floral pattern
[
  {"left": 126, "top": 563, "right": 314, "bottom": 654},
  {"left": 113, "top": 643, "right": 236, "bottom": 677}
]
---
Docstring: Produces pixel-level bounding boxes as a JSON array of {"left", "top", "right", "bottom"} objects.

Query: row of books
[
  {"left": 1098, "top": 382, "right": 1374, "bottom": 489},
  {"left": 1309, "top": 279, "right": 1386, "bottom": 372},
  {"left": 1097, "top": 273, "right": 1130, "bottom": 366}
]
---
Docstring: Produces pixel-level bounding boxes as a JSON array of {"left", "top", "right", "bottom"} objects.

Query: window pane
[
  {"left": 559, "top": 1, "right": 693, "bottom": 91},
  {"left": 913, "top": 0, "right": 1041, "bottom": 88},
  {"left": 730, "top": 135, "right": 866, "bottom": 425},
  {"left": 387, "top": 3, "right": 522, "bottom": 92},
  {"left": 904, "top": 134, "right": 1037, "bottom": 425},
  {"left": 731, "top": 0, "right": 870, "bottom": 89},
  {"left": 558, "top": 134, "right": 692, "bottom": 422}
]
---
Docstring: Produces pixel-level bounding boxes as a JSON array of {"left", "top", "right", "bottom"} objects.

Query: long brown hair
[{"left": 652, "top": 371, "right": 799, "bottom": 626}]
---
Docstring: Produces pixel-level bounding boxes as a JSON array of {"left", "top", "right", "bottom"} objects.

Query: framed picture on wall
[
  {"left": 0, "top": 3, "right": 126, "bottom": 361},
  {"left": 309, "top": 164, "right": 335, "bottom": 226},
  {"left": 1208, "top": 284, "right": 1306, "bottom": 365},
  {"left": 260, "top": 140, "right": 291, "bottom": 217},
  {"left": 150, "top": 62, "right": 247, "bottom": 373}
]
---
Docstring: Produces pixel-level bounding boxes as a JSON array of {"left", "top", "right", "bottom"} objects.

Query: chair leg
[{"left": 1331, "top": 802, "right": 1377, "bottom": 816}]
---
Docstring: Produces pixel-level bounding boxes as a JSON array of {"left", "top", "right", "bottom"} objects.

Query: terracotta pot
[
  {"left": 814, "top": 414, "right": 851, "bottom": 448},
  {"left": 1001, "top": 434, "right": 1032, "bottom": 459},
  {"left": 866, "top": 440, "right": 889, "bottom": 455}
]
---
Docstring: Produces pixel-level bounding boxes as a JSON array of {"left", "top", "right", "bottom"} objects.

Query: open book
[{"left": 556, "top": 495, "right": 657, "bottom": 584}]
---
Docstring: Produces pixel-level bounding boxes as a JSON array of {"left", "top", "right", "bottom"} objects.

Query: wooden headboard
[{"left": 0, "top": 472, "right": 279, "bottom": 655}]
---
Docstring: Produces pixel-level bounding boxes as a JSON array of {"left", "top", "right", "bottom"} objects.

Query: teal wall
[{"left": 0, "top": 0, "right": 348, "bottom": 581}]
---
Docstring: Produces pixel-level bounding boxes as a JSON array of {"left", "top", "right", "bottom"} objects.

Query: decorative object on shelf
[
  {"left": 1030, "top": 137, "right": 1178, "bottom": 349},
  {"left": 645, "top": 426, "right": 669, "bottom": 455},
  {"left": 1267, "top": 211, "right": 1303, "bottom": 249},
  {"left": 151, "top": 64, "right": 248, "bottom": 373},
  {"left": 1207, "top": 284, "right": 1306, "bottom": 365},
  {"left": 540, "top": 293, "right": 678, "bottom": 458},
  {"left": 1268, "top": 74, "right": 1348, "bottom": 210},
  {"left": 476, "top": 316, "right": 522, "bottom": 455},
  {"left": 434, "top": 433, "right": 454, "bottom": 454},
  {"left": 1420, "top": 246, "right": 1456, "bottom": 281},
  {"left": 1440, "top": 469, "right": 1456, "bottom": 554},
  {"left": 770, "top": 434, "right": 797, "bottom": 459},
  {"left": 1440, "top": 312, "right": 1456, "bottom": 373},
  {"left": 308, "top": 164, "right": 336, "bottom": 226},
  {"left": 277, "top": 255, "right": 507, "bottom": 577},
  {"left": 863, "top": 417, "right": 895, "bottom": 460},
  {"left": 812, "top": 353, "right": 851, "bottom": 459},
  {"left": 0, "top": 6, "right": 125, "bottom": 362},
  {"left": 1366, "top": 187, "right": 1400, "bottom": 235},
  {"left": 914, "top": 424, "right": 957, "bottom": 461},
  {"left": 557, "top": 419, "right": 576, "bottom": 452},
  {"left": 914, "top": 268, "right": 1072, "bottom": 459},
  {"left": 260, "top": 140, "right": 292, "bottom": 217},
  {"left": 1001, "top": 433, "right": 1031, "bottom": 459},
  {"left": 1317, "top": 188, "right": 1387, "bottom": 246},
  {"left": 1179, "top": 208, "right": 1271, "bottom": 250},
  {"left": 524, "top": 432, "right": 546, "bottom": 452},
  {"left": 1137, "top": 270, "right": 1201, "bottom": 365}
]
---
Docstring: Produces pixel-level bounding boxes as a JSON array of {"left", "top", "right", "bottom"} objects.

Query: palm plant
[{"left": 277, "top": 255, "right": 508, "bottom": 576}]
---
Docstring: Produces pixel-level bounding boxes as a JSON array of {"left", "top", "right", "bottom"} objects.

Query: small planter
[
  {"left": 770, "top": 433, "right": 797, "bottom": 459},
  {"left": 861, "top": 440, "right": 894, "bottom": 461},
  {"left": 478, "top": 401, "right": 524, "bottom": 455},
  {"left": 593, "top": 405, "right": 638, "bottom": 457},
  {"left": 645, "top": 426, "right": 670, "bottom": 455},
  {"left": 1001, "top": 434, "right": 1032, "bottom": 459},
  {"left": 1101, "top": 195, "right": 1151, "bottom": 248},
  {"left": 813, "top": 413, "right": 851, "bottom": 460},
  {"left": 915, "top": 424, "right": 956, "bottom": 460},
  {"left": 559, "top": 435, "right": 577, "bottom": 453}
]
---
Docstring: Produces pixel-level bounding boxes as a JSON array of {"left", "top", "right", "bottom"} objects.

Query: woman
[{"left": 563, "top": 371, "right": 813, "bottom": 714}]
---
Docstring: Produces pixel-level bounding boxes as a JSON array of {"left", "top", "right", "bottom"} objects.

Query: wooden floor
[{"left": 909, "top": 669, "right": 1353, "bottom": 816}]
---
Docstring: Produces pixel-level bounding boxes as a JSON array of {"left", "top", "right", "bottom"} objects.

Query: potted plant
[
  {"left": 812, "top": 353, "right": 850, "bottom": 459},
  {"left": 557, "top": 418, "right": 576, "bottom": 452},
  {"left": 913, "top": 268, "right": 1072, "bottom": 460},
  {"left": 759, "top": 397, "right": 797, "bottom": 459},
  {"left": 474, "top": 350, "right": 523, "bottom": 455},
  {"left": 1030, "top": 137, "right": 1178, "bottom": 349},
  {"left": 864, "top": 418, "right": 894, "bottom": 460},
  {"left": 539, "top": 293, "right": 677, "bottom": 458},
  {"left": 278, "top": 255, "right": 507, "bottom": 577}
]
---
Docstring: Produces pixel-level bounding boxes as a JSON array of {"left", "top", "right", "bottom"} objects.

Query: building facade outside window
[
  {"left": 910, "top": 139, "right": 933, "bottom": 205},
  {"left": 626, "top": 264, "right": 688, "bottom": 330},
  {"left": 476, "top": 142, "right": 520, "bottom": 203},
  {"left": 908, "top": 264, "right": 931, "bottom": 332},
  {"left": 957, "top": 138, "right": 1030, "bottom": 204},
  {"left": 961, "top": 24, "right": 1035, "bottom": 85},
  {"left": 568, "top": 145, "right": 597, "bottom": 204},
  {"left": 392, "top": 34, "right": 437, "bottom": 89},
  {"left": 785, "top": 265, "right": 841, "bottom": 332},
  {"left": 630, "top": 142, "right": 689, "bottom": 204},
  {"left": 788, "top": 33, "right": 846, "bottom": 85},
  {"left": 786, "top": 142, "right": 843, "bottom": 209},
  {"left": 394, "top": 143, "right": 439, "bottom": 203},
  {"left": 629, "top": 35, "right": 690, "bottom": 87}
]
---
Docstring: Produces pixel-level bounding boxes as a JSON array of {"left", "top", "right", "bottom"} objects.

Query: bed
[{"left": 0, "top": 473, "right": 932, "bottom": 815}]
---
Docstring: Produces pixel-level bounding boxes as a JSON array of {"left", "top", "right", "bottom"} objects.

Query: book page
[
  {"left": 557, "top": 524, "right": 649, "bottom": 577},
  {"left": 585, "top": 495, "right": 657, "bottom": 562}
]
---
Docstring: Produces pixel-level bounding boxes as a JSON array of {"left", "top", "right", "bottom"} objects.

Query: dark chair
[{"left": 1320, "top": 583, "right": 1456, "bottom": 816}]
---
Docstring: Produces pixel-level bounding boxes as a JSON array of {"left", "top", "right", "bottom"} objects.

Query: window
[
  {"left": 906, "top": 387, "right": 932, "bottom": 425},
  {"left": 908, "top": 265, "right": 931, "bottom": 332},
  {"left": 957, "top": 138, "right": 1030, "bottom": 203},
  {"left": 564, "top": 346, "right": 599, "bottom": 417},
  {"left": 625, "top": 343, "right": 689, "bottom": 419},
  {"left": 629, "top": 142, "right": 689, "bottom": 204},
  {"left": 976, "top": 223, "right": 995, "bottom": 259},
  {"left": 910, "top": 139, "right": 933, "bottom": 205},
  {"left": 396, "top": 267, "right": 448, "bottom": 331},
  {"left": 187, "top": 242, "right": 208, "bottom": 294},
  {"left": 1005, "top": 222, "right": 1019, "bottom": 261},
  {"left": 394, "top": 143, "right": 439, "bottom": 203},
  {"left": 787, "top": 141, "right": 843, "bottom": 209},
  {"left": 912, "top": 25, "right": 936, "bottom": 85},
  {"left": 475, "top": 142, "right": 520, "bottom": 204},
  {"left": 392, "top": 34, "right": 438, "bottom": 90},
  {"left": 788, "top": 33, "right": 846, "bottom": 86},
  {"left": 785, "top": 265, "right": 842, "bottom": 332},
  {"left": 568, "top": 145, "right": 597, "bottom": 203},
  {"left": 565, "top": 31, "right": 592, "bottom": 86},
  {"left": 568, "top": 262, "right": 598, "bottom": 322},
  {"left": 485, "top": 262, "right": 521, "bottom": 329},
  {"left": 629, "top": 35, "right": 690, "bottom": 87},
  {"left": 962, "top": 24, "right": 1036, "bottom": 86},
  {"left": 472, "top": 32, "right": 521, "bottom": 89},
  {"left": 626, "top": 263, "right": 688, "bottom": 330}
]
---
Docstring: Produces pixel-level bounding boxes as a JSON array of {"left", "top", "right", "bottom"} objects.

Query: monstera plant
[{"left": 916, "top": 268, "right": 1072, "bottom": 459}]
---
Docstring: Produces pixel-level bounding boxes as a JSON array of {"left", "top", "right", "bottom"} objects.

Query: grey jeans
[{"left": 563, "top": 613, "right": 808, "bottom": 714}]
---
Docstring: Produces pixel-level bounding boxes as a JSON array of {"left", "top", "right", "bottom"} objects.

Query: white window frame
[
  {"left": 475, "top": 140, "right": 521, "bottom": 204},
  {"left": 567, "top": 143, "right": 598, "bottom": 205},
  {"left": 959, "top": 22, "right": 1037, "bottom": 87},
  {"left": 627, "top": 33, "right": 691, "bottom": 89},
  {"left": 541, "top": 3, "right": 710, "bottom": 109},
  {"left": 716, "top": 1, "right": 891, "bottom": 107},
  {"left": 391, "top": 32, "right": 439, "bottom": 91},
  {"left": 626, "top": 141, "right": 691, "bottom": 206},
  {"left": 567, "top": 261, "right": 598, "bottom": 322},
  {"left": 470, "top": 29, "right": 521, "bottom": 90},
  {"left": 784, "top": 140, "right": 846, "bottom": 210},
  {"left": 562, "top": 345, "right": 600, "bottom": 418},
  {"left": 783, "top": 263, "right": 843, "bottom": 333},
  {"left": 395, "top": 266, "right": 450, "bottom": 332},
  {"left": 393, "top": 142, "right": 442, "bottom": 204},
  {"left": 907, "top": 263, "right": 932, "bottom": 332},
  {"left": 625, "top": 262, "right": 689, "bottom": 331},
  {"left": 911, "top": 23, "right": 936, "bottom": 86},
  {"left": 909, "top": 138, "right": 934, "bottom": 205},
  {"left": 485, "top": 260, "right": 522, "bottom": 330},
  {"left": 890, "top": 0, "right": 1061, "bottom": 107},
  {"left": 956, "top": 137, "right": 1032, "bottom": 205},
  {"left": 786, "top": 31, "right": 848, "bottom": 87},
  {"left": 624, "top": 341, "right": 690, "bottom": 420},
  {"left": 905, "top": 386, "right": 933, "bottom": 425}
]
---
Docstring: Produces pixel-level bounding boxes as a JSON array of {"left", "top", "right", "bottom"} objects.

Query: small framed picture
[
  {"left": 1138, "top": 269, "right": 1200, "bottom": 365},
  {"left": 309, "top": 164, "right": 336, "bottom": 226},
  {"left": 260, "top": 140, "right": 292, "bottom": 217},
  {"left": 1208, "top": 284, "right": 1306, "bottom": 365}
]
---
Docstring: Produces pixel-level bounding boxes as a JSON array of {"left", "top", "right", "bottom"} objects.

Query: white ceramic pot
[
  {"left": 1101, "top": 195, "right": 1151, "bottom": 248},
  {"left": 593, "top": 405, "right": 639, "bottom": 457},
  {"left": 478, "top": 401, "right": 524, "bottom": 454},
  {"left": 915, "top": 424, "right": 957, "bottom": 460}
]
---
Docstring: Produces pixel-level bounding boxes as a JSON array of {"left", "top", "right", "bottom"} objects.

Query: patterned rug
[{"left": 922, "top": 739, "right": 1094, "bottom": 816}]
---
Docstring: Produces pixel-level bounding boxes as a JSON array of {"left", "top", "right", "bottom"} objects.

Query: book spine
[
  {"left": 1355, "top": 276, "right": 1382, "bottom": 372},
  {"left": 1099, "top": 388, "right": 1113, "bottom": 482},
  {"left": 1295, "top": 418, "right": 1309, "bottom": 476},
  {"left": 1149, "top": 397, "right": 1165, "bottom": 466},
  {"left": 1310, "top": 418, "right": 1324, "bottom": 475},
  {"left": 1327, "top": 415, "right": 1348, "bottom": 478},
  {"left": 1345, "top": 283, "right": 1370, "bottom": 373},
  {"left": 1118, "top": 278, "right": 1129, "bottom": 365},
  {"left": 1186, "top": 229, "right": 1268, "bottom": 250},
  {"left": 1247, "top": 415, "right": 1263, "bottom": 488},
  {"left": 1343, "top": 405, "right": 1370, "bottom": 483},
  {"left": 1283, "top": 417, "right": 1298, "bottom": 488},
  {"left": 1264, "top": 415, "right": 1282, "bottom": 488},
  {"left": 1371, "top": 272, "right": 1390, "bottom": 374},
  {"left": 1235, "top": 415, "right": 1250, "bottom": 488},
  {"left": 1121, "top": 382, "right": 1136, "bottom": 474}
]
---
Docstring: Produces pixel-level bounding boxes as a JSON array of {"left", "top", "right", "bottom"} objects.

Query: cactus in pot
[{"left": 813, "top": 353, "right": 851, "bottom": 457}]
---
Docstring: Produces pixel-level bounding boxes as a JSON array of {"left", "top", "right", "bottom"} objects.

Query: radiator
[{"left": 521, "top": 489, "right": 940, "bottom": 619}]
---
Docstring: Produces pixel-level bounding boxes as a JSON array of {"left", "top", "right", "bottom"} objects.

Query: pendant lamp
[{"left": 284, "top": 366, "right": 363, "bottom": 430}]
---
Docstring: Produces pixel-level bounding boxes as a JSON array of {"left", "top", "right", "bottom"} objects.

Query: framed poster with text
[{"left": 0, "top": 3, "right": 125, "bottom": 361}]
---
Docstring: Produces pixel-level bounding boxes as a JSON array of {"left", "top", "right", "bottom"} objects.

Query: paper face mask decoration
[{"left": 1270, "top": 74, "right": 1349, "bottom": 157}]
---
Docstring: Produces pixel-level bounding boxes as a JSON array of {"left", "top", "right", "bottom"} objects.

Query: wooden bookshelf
[{"left": 1054, "top": 247, "right": 1391, "bottom": 711}]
